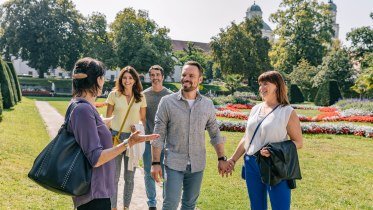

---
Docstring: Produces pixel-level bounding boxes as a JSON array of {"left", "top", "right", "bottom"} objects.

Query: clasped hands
[{"left": 218, "top": 158, "right": 236, "bottom": 177}]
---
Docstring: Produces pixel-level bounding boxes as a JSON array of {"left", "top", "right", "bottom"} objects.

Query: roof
[
  {"left": 250, "top": 3, "right": 262, "bottom": 12},
  {"left": 262, "top": 21, "right": 272, "bottom": 31},
  {"left": 328, "top": 0, "right": 337, "bottom": 11},
  {"left": 171, "top": 40, "right": 211, "bottom": 52}
]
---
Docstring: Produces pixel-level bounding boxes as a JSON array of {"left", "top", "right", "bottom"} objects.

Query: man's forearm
[
  {"left": 214, "top": 143, "right": 225, "bottom": 158},
  {"left": 151, "top": 146, "right": 162, "bottom": 162}
]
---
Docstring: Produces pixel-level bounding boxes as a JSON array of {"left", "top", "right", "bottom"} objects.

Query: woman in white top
[
  {"left": 227, "top": 71, "right": 303, "bottom": 210},
  {"left": 106, "top": 66, "right": 147, "bottom": 210}
]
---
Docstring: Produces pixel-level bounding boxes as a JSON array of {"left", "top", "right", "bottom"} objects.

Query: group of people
[{"left": 68, "top": 57, "right": 303, "bottom": 210}]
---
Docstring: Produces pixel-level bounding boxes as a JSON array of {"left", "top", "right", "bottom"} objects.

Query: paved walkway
[{"left": 35, "top": 101, "right": 164, "bottom": 210}]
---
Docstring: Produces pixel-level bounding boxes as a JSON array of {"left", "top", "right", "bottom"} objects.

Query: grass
[
  {"left": 0, "top": 97, "right": 71, "bottom": 209},
  {"left": 200, "top": 132, "right": 373, "bottom": 210}
]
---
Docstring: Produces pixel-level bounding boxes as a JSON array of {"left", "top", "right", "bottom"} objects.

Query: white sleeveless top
[{"left": 244, "top": 103, "right": 294, "bottom": 155}]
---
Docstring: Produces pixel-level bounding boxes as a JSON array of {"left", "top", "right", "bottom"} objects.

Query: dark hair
[
  {"left": 72, "top": 57, "right": 106, "bottom": 97},
  {"left": 114, "top": 66, "right": 143, "bottom": 103},
  {"left": 184, "top": 61, "right": 203, "bottom": 76},
  {"left": 148, "top": 65, "right": 164, "bottom": 76},
  {"left": 258, "top": 71, "right": 290, "bottom": 106}
]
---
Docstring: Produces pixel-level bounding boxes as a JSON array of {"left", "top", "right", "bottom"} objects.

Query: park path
[{"left": 35, "top": 101, "right": 163, "bottom": 210}]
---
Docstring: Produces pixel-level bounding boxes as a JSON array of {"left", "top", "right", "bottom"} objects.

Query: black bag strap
[
  {"left": 63, "top": 100, "right": 97, "bottom": 129},
  {"left": 245, "top": 104, "right": 280, "bottom": 153}
]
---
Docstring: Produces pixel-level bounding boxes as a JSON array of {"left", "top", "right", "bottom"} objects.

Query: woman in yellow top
[{"left": 106, "top": 66, "right": 147, "bottom": 210}]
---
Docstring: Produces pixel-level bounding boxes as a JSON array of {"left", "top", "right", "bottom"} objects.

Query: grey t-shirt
[{"left": 143, "top": 87, "right": 173, "bottom": 135}]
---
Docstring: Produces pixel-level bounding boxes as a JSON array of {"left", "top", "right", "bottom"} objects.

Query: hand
[
  {"left": 101, "top": 115, "right": 114, "bottom": 127},
  {"left": 151, "top": 165, "right": 163, "bottom": 183},
  {"left": 227, "top": 158, "right": 236, "bottom": 172},
  {"left": 128, "top": 131, "right": 160, "bottom": 147},
  {"left": 218, "top": 161, "right": 233, "bottom": 177},
  {"left": 260, "top": 148, "right": 271, "bottom": 157}
]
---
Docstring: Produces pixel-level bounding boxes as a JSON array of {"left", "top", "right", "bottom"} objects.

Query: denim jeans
[
  {"left": 162, "top": 165, "right": 204, "bottom": 210},
  {"left": 143, "top": 142, "right": 165, "bottom": 207},
  {"left": 244, "top": 155, "right": 291, "bottom": 210},
  {"left": 110, "top": 131, "right": 136, "bottom": 208}
]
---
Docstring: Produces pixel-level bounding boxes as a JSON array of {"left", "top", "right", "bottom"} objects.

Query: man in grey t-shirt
[{"left": 142, "top": 65, "right": 172, "bottom": 210}]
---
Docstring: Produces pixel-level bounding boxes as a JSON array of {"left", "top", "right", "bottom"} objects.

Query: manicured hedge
[
  {"left": 0, "top": 59, "right": 16, "bottom": 108},
  {"left": 4, "top": 62, "right": 19, "bottom": 103},
  {"left": 0, "top": 86, "right": 3, "bottom": 122},
  {"left": 289, "top": 84, "right": 304, "bottom": 103},
  {"left": 314, "top": 80, "right": 342, "bottom": 106},
  {"left": 7, "top": 62, "right": 22, "bottom": 102}
]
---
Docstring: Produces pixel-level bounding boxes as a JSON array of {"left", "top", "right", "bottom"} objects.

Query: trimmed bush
[
  {"left": 0, "top": 59, "right": 15, "bottom": 108},
  {"left": 0, "top": 86, "right": 3, "bottom": 122},
  {"left": 289, "top": 84, "right": 304, "bottom": 103},
  {"left": 4, "top": 62, "right": 19, "bottom": 103},
  {"left": 314, "top": 80, "right": 342, "bottom": 106},
  {"left": 7, "top": 62, "right": 22, "bottom": 102}
]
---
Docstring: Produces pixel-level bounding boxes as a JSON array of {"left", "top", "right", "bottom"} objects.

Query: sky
[{"left": 1, "top": 0, "right": 372, "bottom": 45}]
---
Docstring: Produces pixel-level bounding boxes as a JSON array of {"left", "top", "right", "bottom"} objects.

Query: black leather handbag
[{"left": 28, "top": 101, "right": 92, "bottom": 196}]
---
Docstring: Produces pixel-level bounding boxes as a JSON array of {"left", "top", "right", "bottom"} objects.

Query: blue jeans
[
  {"left": 143, "top": 142, "right": 165, "bottom": 207},
  {"left": 162, "top": 165, "right": 204, "bottom": 210},
  {"left": 110, "top": 131, "right": 136, "bottom": 208},
  {"left": 244, "top": 155, "right": 291, "bottom": 210}
]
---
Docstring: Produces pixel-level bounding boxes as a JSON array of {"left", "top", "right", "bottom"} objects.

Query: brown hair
[
  {"left": 148, "top": 65, "right": 164, "bottom": 76},
  {"left": 184, "top": 61, "right": 203, "bottom": 76},
  {"left": 72, "top": 57, "right": 106, "bottom": 97},
  {"left": 114, "top": 66, "right": 143, "bottom": 103},
  {"left": 258, "top": 71, "right": 290, "bottom": 106}
]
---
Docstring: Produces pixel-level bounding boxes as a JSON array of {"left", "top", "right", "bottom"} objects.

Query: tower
[{"left": 328, "top": 0, "right": 339, "bottom": 39}]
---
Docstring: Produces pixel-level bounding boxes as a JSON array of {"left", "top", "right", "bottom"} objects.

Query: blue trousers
[
  {"left": 244, "top": 155, "right": 291, "bottom": 210},
  {"left": 162, "top": 165, "right": 204, "bottom": 210},
  {"left": 143, "top": 142, "right": 165, "bottom": 207}
]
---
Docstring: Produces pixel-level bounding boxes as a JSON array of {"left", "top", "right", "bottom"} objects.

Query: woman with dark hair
[
  {"left": 106, "top": 66, "right": 147, "bottom": 210},
  {"left": 68, "top": 58, "right": 158, "bottom": 210},
  {"left": 227, "top": 71, "right": 303, "bottom": 210}
]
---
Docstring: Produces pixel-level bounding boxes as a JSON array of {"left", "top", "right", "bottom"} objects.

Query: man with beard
[
  {"left": 151, "top": 61, "right": 230, "bottom": 210},
  {"left": 142, "top": 65, "right": 173, "bottom": 210}
]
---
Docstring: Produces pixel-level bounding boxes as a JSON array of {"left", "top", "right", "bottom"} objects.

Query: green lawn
[
  {"left": 10, "top": 97, "right": 371, "bottom": 209},
  {"left": 0, "top": 98, "right": 71, "bottom": 209},
  {"left": 200, "top": 132, "right": 373, "bottom": 210}
]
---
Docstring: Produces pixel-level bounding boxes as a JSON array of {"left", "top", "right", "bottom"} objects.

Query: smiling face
[
  {"left": 122, "top": 72, "right": 135, "bottom": 90},
  {"left": 181, "top": 65, "right": 202, "bottom": 92},
  {"left": 149, "top": 69, "right": 164, "bottom": 86},
  {"left": 259, "top": 80, "right": 277, "bottom": 101}
]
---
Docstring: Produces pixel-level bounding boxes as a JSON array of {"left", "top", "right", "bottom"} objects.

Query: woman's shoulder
[{"left": 69, "top": 101, "right": 96, "bottom": 119}]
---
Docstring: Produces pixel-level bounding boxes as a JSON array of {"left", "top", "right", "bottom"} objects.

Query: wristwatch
[
  {"left": 151, "top": 162, "right": 161, "bottom": 165},
  {"left": 218, "top": 156, "right": 227, "bottom": 161}
]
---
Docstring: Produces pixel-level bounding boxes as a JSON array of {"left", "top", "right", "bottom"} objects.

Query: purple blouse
[{"left": 68, "top": 98, "right": 115, "bottom": 208}]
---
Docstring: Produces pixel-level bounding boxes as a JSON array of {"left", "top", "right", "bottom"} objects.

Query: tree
[
  {"left": 346, "top": 13, "right": 373, "bottom": 61},
  {"left": 269, "top": 0, "right": 334, "bottom": 74},
  {"left": 289, "top": 58, "right": 318, "bottom": 101},
  {"left": 174, "top": 42, "right": 209, "bottom": 67},
  {"left": 0, "top": 0, "right": 85, "bottom": 78},
  {"left": 225, "top": 74, "right": 243, "bottom": 94},
  {"left": 82, "top": 12, "right": 116, "bottom": 69},
  {"left": 211, "top": 16, "right": 271, "bottom": 89},
  {"left": 110, "top": 8, "right": 175, "bottom": 75},
  {"left": 351, "top": 52, "right": 373, "bottom": 98},
  {"left": 313, "top": 41, "right": 356, "bottom": 97}
]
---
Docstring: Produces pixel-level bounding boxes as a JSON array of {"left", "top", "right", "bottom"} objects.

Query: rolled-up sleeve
[
  {"left": 70, "top": 104, "right": 103, "bottom": 167},
  {"left": 152, "top": 97, "right": 168, "bottom": 148},
  {"left": 206, "top": 101, "right": 225, "bottom": 146}
]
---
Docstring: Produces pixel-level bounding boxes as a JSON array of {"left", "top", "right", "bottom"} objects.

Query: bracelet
[{"left": 151, "top": 162, "right": 161, "bottom": 165}]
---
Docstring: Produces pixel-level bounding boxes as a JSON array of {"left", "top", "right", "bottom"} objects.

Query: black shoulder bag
[
  {"left": 28, "top": 101, "right": 93, "bottom": 196},
  {"left": 241, "top": 104, "right": 280, "bottom": 180}
]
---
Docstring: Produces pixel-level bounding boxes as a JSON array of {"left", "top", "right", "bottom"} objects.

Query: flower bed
[
  {"left": 216, "top": 110, "right": 248, "bottom": 120},
  {"left": 217, "top": 121, "right": 373, "bottom": 138}
]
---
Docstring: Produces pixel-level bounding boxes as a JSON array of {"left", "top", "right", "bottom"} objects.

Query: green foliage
[
  {"left": 4, "top": 62, "right": 18, "bottom": 103},
  {"left": 346, "top": 13, "right": 373, "bottom": 60},
  {"left": 211, "top": 16, "right": 271, "bottom": 88},
  {"left": 289, "top": 84, "right": 304, "bottom": 103},
  {"left": 0, "top": 0, "right": 85, "bottom": 78},
  {"left": 289, "top": 58, "right": 318, "bottom": 101},
  {"left": 7, "top": 62, "right": 22, "bottom": 102},
  {"left": 313, "top": 41, "right": 356, "bottom": 97},
  {"left": 224, "top": 74, "right": 243, "bottom": 94},
  {"left": 0, "top": 83, "right": 2, "bottom": 121},
  {"left": 110, "top": 8, "right": 175, "bottom": 75},
  {"left": 314, "top": 80, "right": 342, "bottom": 106},
  {"left": 269, "top": 0, "right": 334, "bottom": 74},
  {"left": 174, "top": 42, "right": 209, "bottom": 67},
  {"left": 0, "top": 59, "right": 15, "bottom": 108},
  {"left": 82, "top": 12, "right": 116, "bottom": 69}
]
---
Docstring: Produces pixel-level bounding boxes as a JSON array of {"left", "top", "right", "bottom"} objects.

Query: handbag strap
[
  {"left": 63, "top": 100, "right": 98, "bottom": 129},
  {"left": 115, "top": 96, "right": 135, "bottom": 138},
  {"left": 245, "top": 104, "right": 280, "bottom": 154}
]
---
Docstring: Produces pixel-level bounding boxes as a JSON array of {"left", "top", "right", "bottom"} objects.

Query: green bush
[
  {"left": 0, "top": 86, "right": 3, "bottom": 122},
  {"left": 0, "top": 59, "right": 15, "bottom": 108},
  {"left": 314, "top": 80, "right": 342, "bottom": 106},
  {"left": 4, "top": 63, "right": 19, "bottom": 103},
  {"left": 289, "top": 84, "right": 304, "bottom": 103},
  {"left": 7, "top": 62, "right": 22, "bottom": 102}
]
